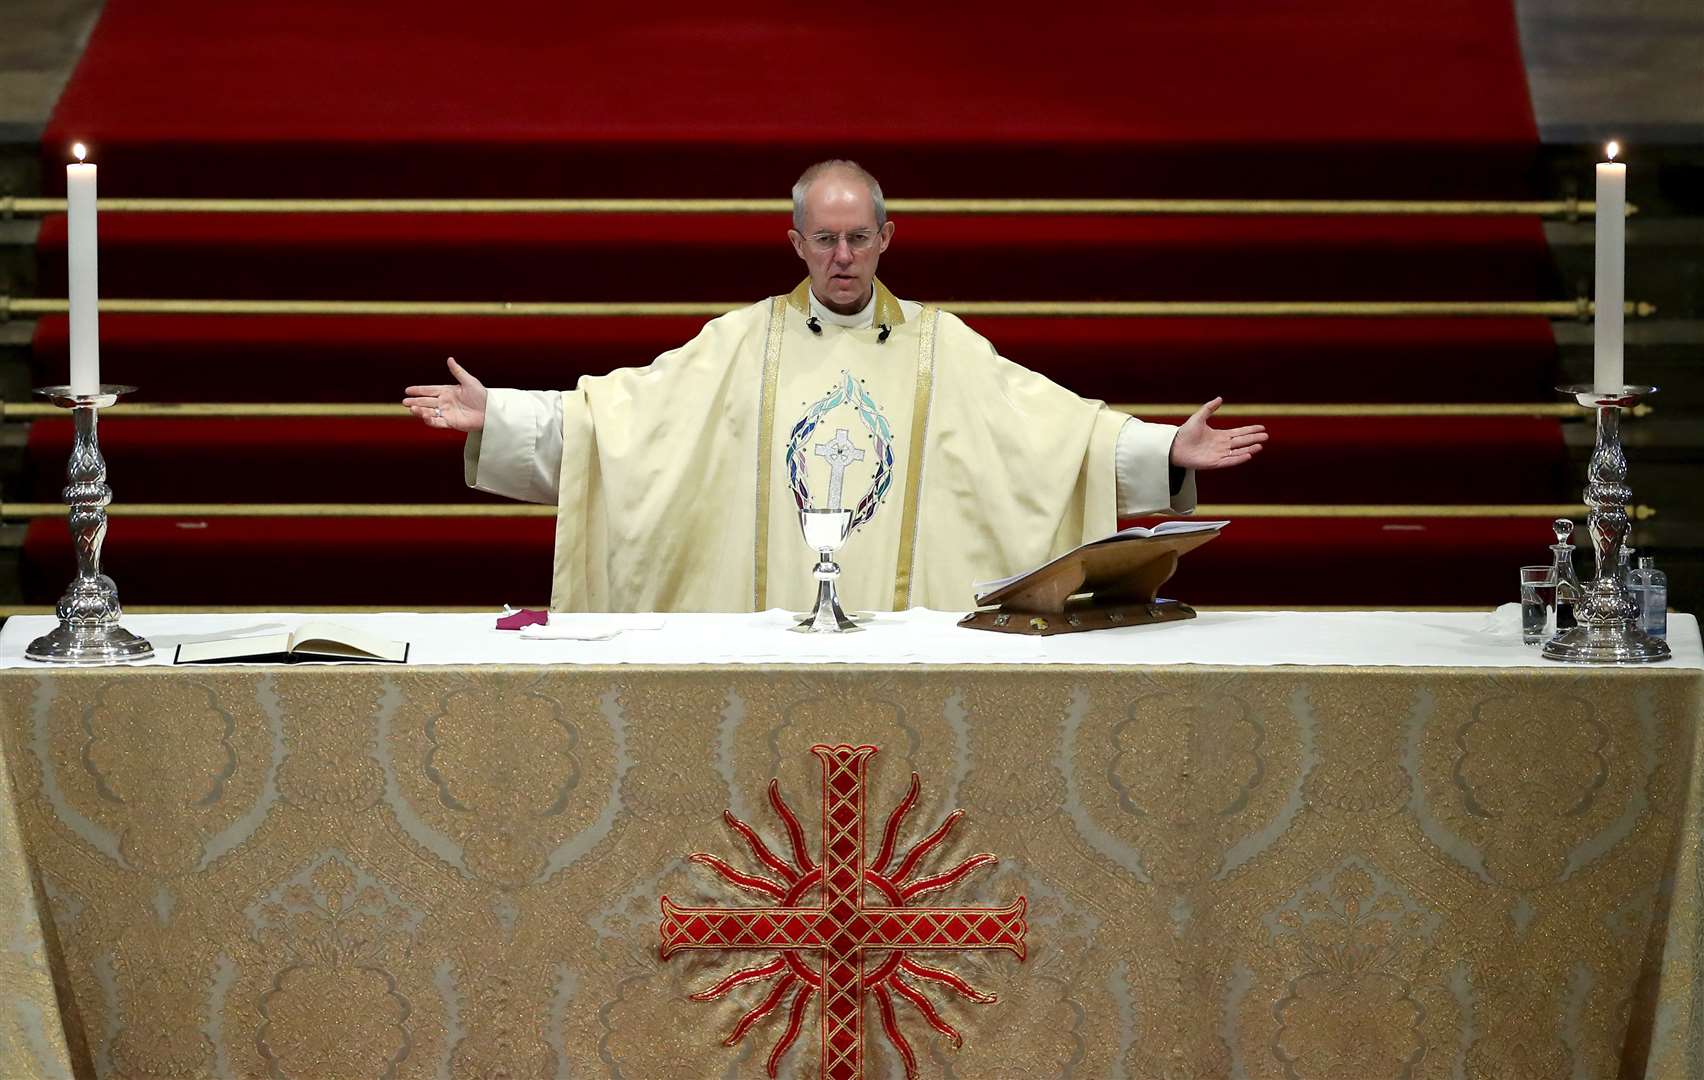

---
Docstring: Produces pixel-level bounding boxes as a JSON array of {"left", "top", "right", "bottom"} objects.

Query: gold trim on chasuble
[
  {"left": 753, "top": 297, "right": 789, "bottom": 609},
  {"left": 752, "top": 291, "right": 936, "bottom": 610},
  {"left": 892, "top": 306, "right": 938, "bottom": 609}
]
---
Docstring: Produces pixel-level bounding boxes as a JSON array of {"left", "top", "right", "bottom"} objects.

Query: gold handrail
[
  {"left": 0, "top": 196, "right": 1631, "bottom": 218},
  {"left": 1198, "top": 504, "right": 1655, "bottom": 520},
  {"left": 0, "top": 401, "right": 1643, "bottom": 421},
  {"left": 0, "top": 605, "right": 518, "bottom": 616},
  {"left": 3, "top": 502, "right": 556, "bottom": 518},
  {"left": 1124, "top": 403, "right": 1639, "bottom": 418},
  {"left": 0, "top": 603, "right": 1498, "bottom": 616},
  {"left": 0, "top": 298, "right": 1658, "bottom": 319},
  {"left": 0, "top": 502, "right": 1652, "bottom": 520}
]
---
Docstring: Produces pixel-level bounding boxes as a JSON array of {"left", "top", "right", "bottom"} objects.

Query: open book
[
  {"left": 173, "top": 621, "right": 409, "bottom": 665},
  {"left": 973, "top": 521, "right": 1230, "bottom": 601}
]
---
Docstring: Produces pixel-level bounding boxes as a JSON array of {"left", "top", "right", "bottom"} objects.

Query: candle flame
[
  {"left": 1606, "top": 141, "right": 1619, "bottom": 161},
  {"left": 72, "top": 142, "right": 87, "bottom": 163}
]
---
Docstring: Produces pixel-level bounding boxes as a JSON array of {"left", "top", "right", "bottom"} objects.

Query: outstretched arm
[
  {"left": 404, "top": 357, "right": 563, "bottom": 505},
  {"left": 1169, "top": 397, "right": 1266, "bottom": 470},
  {"left": 1115, "top": 398, "right": 1266, "bottom": 517},
  {"left": 403, "top": 357, "right": 487, "bottom": 431}
]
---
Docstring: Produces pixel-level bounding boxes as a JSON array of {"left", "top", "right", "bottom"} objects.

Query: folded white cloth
[{"left": 1481, "top": 602, "right": 1526, "bottom": 637}]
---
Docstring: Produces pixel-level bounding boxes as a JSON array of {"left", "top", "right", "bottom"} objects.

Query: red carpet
[{"left": 22, "top": 0, "right": 1565, "bottom": 608}]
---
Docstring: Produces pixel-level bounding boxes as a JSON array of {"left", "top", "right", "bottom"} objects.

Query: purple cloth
[{"left": 495, "top": 608, "right": 549, "bottom": 631}]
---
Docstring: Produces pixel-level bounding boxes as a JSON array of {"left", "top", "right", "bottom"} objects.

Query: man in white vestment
[{"left": 404, "top": 161, "right": 1266, "bottom": 613}]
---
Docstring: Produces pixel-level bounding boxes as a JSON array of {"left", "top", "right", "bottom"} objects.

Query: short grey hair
[{"left": 791, "top": 160, "right": 887, "bottom": 231}]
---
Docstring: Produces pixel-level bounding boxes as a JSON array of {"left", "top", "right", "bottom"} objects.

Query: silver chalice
[{"left": 793, "top": 507, "right": 860, "bottom": 633}]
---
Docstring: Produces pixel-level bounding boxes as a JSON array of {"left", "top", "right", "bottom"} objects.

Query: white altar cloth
[{"left": 0, "top": 609, "right": 1697, "bottom": 669}]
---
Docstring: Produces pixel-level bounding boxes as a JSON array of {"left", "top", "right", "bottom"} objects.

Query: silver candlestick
[
  {"left": 24, "top": 385, "right": 154, "bottom": 664},
  {"left": 1543, "top": 384, "right": 1669, "bottom": 664}
]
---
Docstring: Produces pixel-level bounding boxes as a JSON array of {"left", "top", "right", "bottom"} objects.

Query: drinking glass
[{"left": 1519, "top": 565, "right": 1555, "bottom": 644}]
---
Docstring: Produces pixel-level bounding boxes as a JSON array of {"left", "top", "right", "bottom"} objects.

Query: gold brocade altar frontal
[{"left": 0, "top": 665, "right": 1700, "bottom": 1079}]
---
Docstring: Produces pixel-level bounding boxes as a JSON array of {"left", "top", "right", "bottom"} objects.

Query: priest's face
[{"left": 789, "top": 174, "right": 895, "bottom": 315}]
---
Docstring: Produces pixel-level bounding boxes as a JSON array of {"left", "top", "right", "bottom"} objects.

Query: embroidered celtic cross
[{"left": 814, "top": 428, "right": 866, "bottom": 511}]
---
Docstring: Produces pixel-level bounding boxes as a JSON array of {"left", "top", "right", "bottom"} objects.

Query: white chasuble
[{"left": 467, "top": 279, "right": 1160, "bottom": 612}]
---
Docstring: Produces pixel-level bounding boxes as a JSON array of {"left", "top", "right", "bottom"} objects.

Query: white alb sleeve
[
  {"left": 1114, "top": 416, "right": 1197, "bottom": 517},
  {"left": 461, "top": 388, "right": 565, "bottom": 506}
]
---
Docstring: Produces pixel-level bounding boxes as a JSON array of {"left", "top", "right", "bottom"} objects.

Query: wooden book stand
[{"left": 959, "top": 527, "right": 1222, "bottom": 636}]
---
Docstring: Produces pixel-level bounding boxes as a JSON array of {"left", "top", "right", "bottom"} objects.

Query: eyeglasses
[{"left": 803, "top": 229, "right": 880, "bottom": 254}]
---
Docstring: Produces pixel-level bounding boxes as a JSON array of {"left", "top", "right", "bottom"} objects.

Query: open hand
[
  {"left": 403, "top": 357, "right": 487, "bottom": 432},
  {"left": 1169, "top": 397, "right": 1267, "bottom": 470}
]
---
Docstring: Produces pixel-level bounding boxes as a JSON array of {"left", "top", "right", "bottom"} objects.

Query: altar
[{"left": 1, "top": 609, "right": 1700, "bottom": 1079}]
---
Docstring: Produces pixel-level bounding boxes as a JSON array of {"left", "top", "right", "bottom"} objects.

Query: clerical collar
[
  {"left": 785, "top": 278, "right": 908, "bottom": 328},
  {"left": 809, "top": 287, "right": 877, "bottom": 329}
]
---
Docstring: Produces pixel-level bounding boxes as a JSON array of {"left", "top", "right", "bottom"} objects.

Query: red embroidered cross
[{"left": 659, "top": 744, "right": 1026, "bottom": 1080}]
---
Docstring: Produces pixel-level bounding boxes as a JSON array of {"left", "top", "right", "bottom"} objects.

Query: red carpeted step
[
  {"left": 22, "top": 419, "right": 488, "bottom": 503},
  {"left": 29, "top": 315, "right": 1560, "bottom": 406},
  {"left": 1150, "top": 517, "right": 1558, "bottom": 607},
  {"left": 1165, "top": 417, "right": 1571, "bottom": 504},
  {"left": 43, "top": 1, "right": 1537, "bottom": 200},
  {"left": 18, "top": 515, "right": 1552, "bottom": 609},
  {"left": 19, "top": 417, "right": 1572, "bottom": 506},
  {"left": 21, "top": 517, "right": 556, "bottom": 607},
  {"left": 33, "top": 213, "right": 1558, "bottom": 303}
]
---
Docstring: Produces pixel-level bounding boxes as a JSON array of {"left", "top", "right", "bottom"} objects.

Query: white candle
[
  {"left": 65, "top": 143, "right": 100, "bottom": 396},
  {"left": 1594, "top": 142, "right": 1626, "bottom": 394}
]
